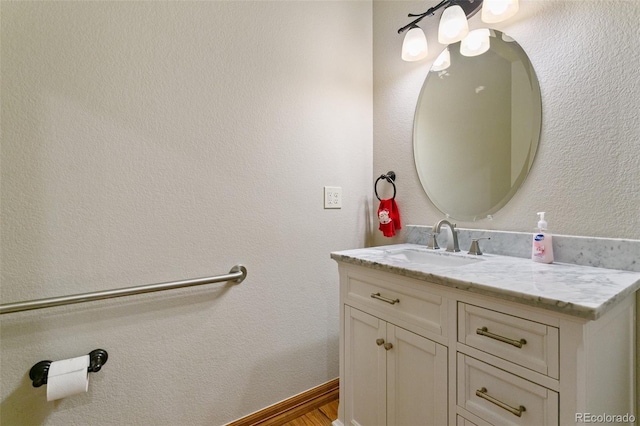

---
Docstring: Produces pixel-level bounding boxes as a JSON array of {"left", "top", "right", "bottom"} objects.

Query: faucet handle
[
  {"left": 426, "top": 233, "right": 440, "bottom": 250},
  {"left": 468, "top": 237, "right": 490, "bottom": 255}
]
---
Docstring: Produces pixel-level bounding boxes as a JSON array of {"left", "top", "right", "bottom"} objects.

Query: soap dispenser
[{"left": 532, "top": 212, "right": 554, "bottom": 263}]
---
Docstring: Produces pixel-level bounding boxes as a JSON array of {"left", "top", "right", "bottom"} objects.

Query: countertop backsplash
[{"left": 406, "top": 225, "right": 640, "bottom": 273}]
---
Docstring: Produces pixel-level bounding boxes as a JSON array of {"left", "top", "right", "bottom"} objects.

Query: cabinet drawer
[
  {"left": 458, "top": 303, "right": 559, "bottom": 378},
  {"left": 457, "top": 354, "right": 558, "bottom": 426},
  {"left": 345, "top": 272, "right": 445, "bottom": 336}
]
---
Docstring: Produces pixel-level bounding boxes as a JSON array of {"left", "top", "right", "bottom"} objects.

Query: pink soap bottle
[{"left": 532, "top": 212, "right": 554, "bottom": 264}]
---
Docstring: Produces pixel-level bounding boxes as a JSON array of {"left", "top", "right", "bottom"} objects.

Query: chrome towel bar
[{"left": 0, "top": 264, "right": 247, "bottom": 315}]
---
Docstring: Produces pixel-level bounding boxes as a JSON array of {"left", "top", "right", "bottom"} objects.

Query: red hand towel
[{"left": 378, "top": 199, "right": 402, "bottom": 237}]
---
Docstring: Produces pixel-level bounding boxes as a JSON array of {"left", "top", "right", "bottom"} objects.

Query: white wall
[
  {"left": 372, "top": 0, "right": 640, "bottom": 245},
  {"left": 0, "top": 1, "right": 372, "bottom": 424},
  {"left": 3, "top": 0, "right": 638, "bottom": 423}
]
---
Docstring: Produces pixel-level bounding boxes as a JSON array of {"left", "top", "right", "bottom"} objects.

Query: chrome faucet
[{"left": 432, "top": 219, "right": 460, "bottom": 252}]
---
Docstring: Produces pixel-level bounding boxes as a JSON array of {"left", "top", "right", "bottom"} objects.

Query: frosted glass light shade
[
  {"left": 481, "top": 0, "right": 519, "bottom": 23},
  {"left": 438, "top": 5, "right": 469, "bottom": 44},
  {"left": 402, "top": 27, "right": 428, "bottom": 61},
  {"left": 431, "top": 48, "right": 450, "bottom": 71},
  {"left": 460, "top": 29, "right": 491, "bottom": 57}
]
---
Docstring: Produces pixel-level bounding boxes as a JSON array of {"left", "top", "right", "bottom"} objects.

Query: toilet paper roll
[{"left": 46, "top": 355, "right": 90, "bottom": 401}]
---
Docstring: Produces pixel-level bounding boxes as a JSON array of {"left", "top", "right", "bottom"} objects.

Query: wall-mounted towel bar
[{"left": 0, "top": 264, "right": 247, "bottom": 315}]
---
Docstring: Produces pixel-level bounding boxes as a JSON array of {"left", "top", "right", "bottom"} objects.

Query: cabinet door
[
  {"left": 387, "top": 324, "right": 448, "bottom": 426},
  {"left": 345, "top": 307, "right": 386, "bottom": 426}
]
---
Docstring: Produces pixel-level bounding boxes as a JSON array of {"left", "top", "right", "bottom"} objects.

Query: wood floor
[
  {"left": 227, "top": 379, "right": 338, "bottom": 426},
  {"left": 281, "top": 400, "right": 338, "bottom": 426}
]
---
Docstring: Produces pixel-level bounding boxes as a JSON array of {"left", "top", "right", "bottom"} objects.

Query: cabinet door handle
[
  {"left": 375, "top": 339, "right": 392, "bottom": 350},
  {"left": 476, "top": 327, "right": 527, "bottom": 348},
  {"left": 370, "top": 292, "right": 400, "bottom": 305},
  {"left": 476, "top": 387, "right": 526, "bottom": 417}
]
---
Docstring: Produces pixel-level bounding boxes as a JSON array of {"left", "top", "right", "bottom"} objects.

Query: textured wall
[
  {"left": 372, "top": 0, "right": 640, "bottom": 245},
  {"left": 0, "top": 2, "right": 372, "bottom": 424}
]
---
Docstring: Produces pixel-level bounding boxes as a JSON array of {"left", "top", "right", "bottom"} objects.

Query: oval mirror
[{"left": 414, "top": 29, "right": 541, "bottom": 221}]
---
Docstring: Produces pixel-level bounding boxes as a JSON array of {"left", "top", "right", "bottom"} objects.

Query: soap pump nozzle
[{"left": 536, "top": 212, "right": 547, "bottom": 231}]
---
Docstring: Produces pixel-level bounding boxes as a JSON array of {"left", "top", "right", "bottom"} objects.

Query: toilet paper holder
[{"left": 29, "top": 349, "right": 108, "bottom": 388}]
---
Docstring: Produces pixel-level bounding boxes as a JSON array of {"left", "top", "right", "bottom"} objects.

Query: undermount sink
[{"left": 383, "top": 248, "right": 483, "bottom": 267}]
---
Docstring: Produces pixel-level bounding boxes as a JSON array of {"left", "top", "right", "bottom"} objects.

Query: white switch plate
[{"left": 324, "top": 186, "right": 342, "bottom": 209}]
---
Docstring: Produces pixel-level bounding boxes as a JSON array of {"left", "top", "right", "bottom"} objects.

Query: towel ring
[{"left": 375, "top": 171, "right": 396, "bottom": 201}]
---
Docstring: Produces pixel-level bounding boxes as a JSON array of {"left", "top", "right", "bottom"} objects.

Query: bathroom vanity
[{"left": 331, "top": 244, "right": 639, "bottom": 426}]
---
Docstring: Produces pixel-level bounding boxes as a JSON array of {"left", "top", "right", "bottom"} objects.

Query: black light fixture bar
[{"left": 397, "top": 0, "right": 484, "bottom": 34}]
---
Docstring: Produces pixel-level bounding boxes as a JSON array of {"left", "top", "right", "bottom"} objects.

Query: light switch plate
[{"left": 324, "top": 186, "right": 342, "bottom": 209}]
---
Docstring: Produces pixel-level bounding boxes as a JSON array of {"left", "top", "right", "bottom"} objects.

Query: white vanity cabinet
[{"left": 334, "top": 262, "right": 637, "bottom": 426}]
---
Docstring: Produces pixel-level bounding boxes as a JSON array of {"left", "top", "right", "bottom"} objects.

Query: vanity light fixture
[
  {"left": 438, "top": 5, "right": 469, "bottom": 44},
  {"left": 460, "top": 28, "right": 491, "bottom": 56},
  {"left": 482, "top": 0, "right": 519, "bottom": 23},
  {"left": 398, "top": 0, "right": 519, "bottom": 62},
  {"left": 402, "top": 26, "right": 429, "bottom": 61},
  {"left": 431, "top": 47, "right": 451, "bottom": 71}
]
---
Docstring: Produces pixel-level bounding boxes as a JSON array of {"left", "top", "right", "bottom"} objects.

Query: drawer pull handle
[
  {"left": 376, "top": 338, "right": 385, "bottom": 346},
  {"left": 383, "top": 343, "right": 393, "bottom": 351},
  {"left": 476, "top": 327, "right": 527, "bottom": 348},
  {"left": 476, "top": 387, "right": 526, "bottom": 417},
  {"left": 370, "top": 292, "right": 399, "bottom": 305}
]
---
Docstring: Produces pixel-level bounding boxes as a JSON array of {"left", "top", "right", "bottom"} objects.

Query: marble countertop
[{"left": 331, "top": 244, "right": 640, "bottom": 320}]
